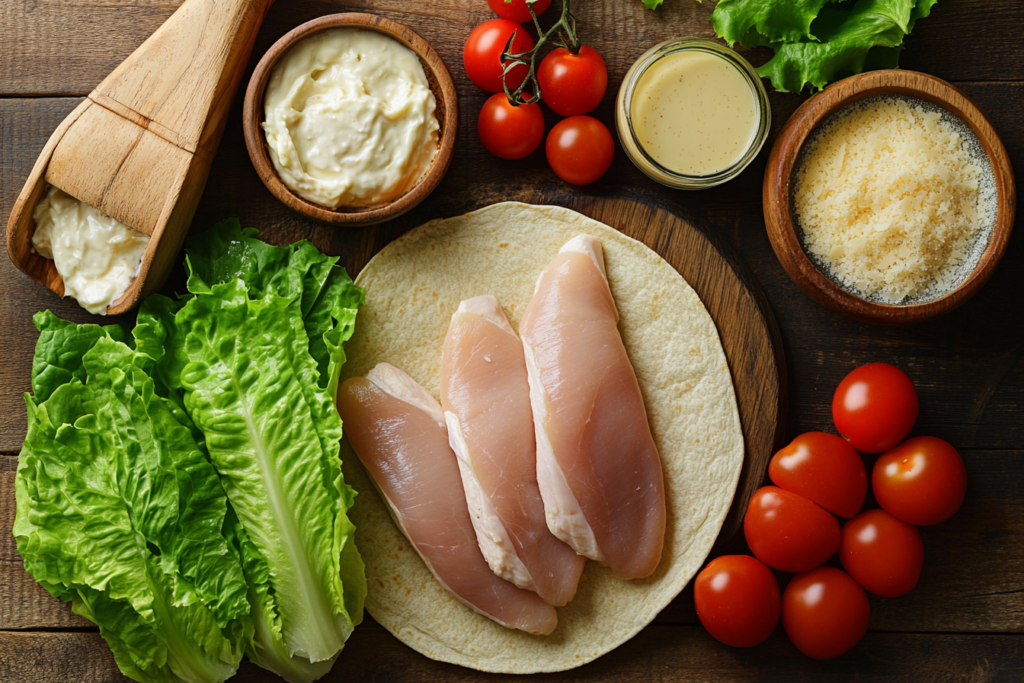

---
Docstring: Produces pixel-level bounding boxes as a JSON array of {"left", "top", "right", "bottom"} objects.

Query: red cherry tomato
[
  {"left": 873, "top": 436, "right": 967, "bottom": 525},
  {"left": 487, "top": 0, "right": 551, "bottom": 23},
  {"left": 769, "top": 432, "right": 867, "bottom": 519},
  {"left": 477, "top": 93, "right": 544, "bottom": 160},
  {"left": 840, "top": 509, "right": 923, "bottom": 597},
  {"left": 694, "top": 555, "right": 780, "bottom": 648},
  {"left": 832, "top": 363, "right": 919, "bottom": 453},
  {"left": 463, "top": 19, "right": 535, "bottom": 93},
  {"left": 545, "top": 116, "right": 614, "bottom": 185},
  {"left": 537, "top": 45, "right": 608, "bottom": 117},
  {"left": 783, "top": 567, "right": 870, "bottom": 660},
  {"left": 743, "top": 486, "right": 841, "bottom": 573}
]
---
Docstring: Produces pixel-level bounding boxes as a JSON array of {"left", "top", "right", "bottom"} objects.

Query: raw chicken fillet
[
  {"left": 338, "top": 363, "right": 557, "bottom": 634},
  {"left": 519, "top": 235, "right": 667, "bottom": 580},
  {"left": 441, "top": 296, "right": 586, "bottom": 607}
]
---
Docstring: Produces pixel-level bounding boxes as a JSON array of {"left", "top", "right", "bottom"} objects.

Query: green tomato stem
[{"left": 501, "top": 0, "right": 580, "bottom": 106}]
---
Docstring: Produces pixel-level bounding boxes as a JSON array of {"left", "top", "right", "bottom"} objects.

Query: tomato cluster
[
  {"left": 463, "top": 2, "right": 613, "bottom": 184},
  {"left": 694, "top": 362, "right": 967, "bottom": 659}
]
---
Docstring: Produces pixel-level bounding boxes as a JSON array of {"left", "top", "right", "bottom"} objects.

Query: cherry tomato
[
  {"left": 840, "top": 509, "right": 923, "bottom": 597},
  {"left": 477, "top": 93, "right": 544, "bottom": 160},
  {"left": 487, "top": 0, "right": 551, "bottom": 23},
  {"left": 545, "top": 116, "right": 614, "bottom": 185},
  {"left": 537, "top": 45, "right": 608, "bottom": 117},
  {"left": 832, "top": 363, "right": 919, "bottom": 453},
  {"left": 783, "top": 567, "right": 870, "bottom": 660},
  {"left": 769, "top": 432, "right": 867, "bottom": 519},
  {"left": 464, "top": 19, "right": 535, "bottom": 93},
  {"left": 743, "top": 486, "right": 841, "bottom": 573},
  {"left": 873, "top": 436, "right": 967, "bottom": 525},
  {"left": 694, "top": 555, "right": 780, "bottom": 648}
]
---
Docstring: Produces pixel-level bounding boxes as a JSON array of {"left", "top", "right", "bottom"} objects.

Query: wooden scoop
[{"left": 6, "top": 0, "right": 274, "bottom": 315}]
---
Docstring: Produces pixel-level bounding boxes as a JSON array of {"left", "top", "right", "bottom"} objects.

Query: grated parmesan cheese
[{"left": 794, "top": 97, "right": 990, "bottom": 304}]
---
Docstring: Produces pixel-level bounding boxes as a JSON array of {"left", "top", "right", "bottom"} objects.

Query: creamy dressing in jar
[
  {"left": 616, "top": 39, "right": 769, "bottom": 189},
  {"left": 630, "top": 51, "right": 757, "bottom": 176},
  {"left": 31, "top": 186, "right": 150, "bottom": 315},
  {"left": 262, "top": 28, "right": 440, "bottom": 209}
]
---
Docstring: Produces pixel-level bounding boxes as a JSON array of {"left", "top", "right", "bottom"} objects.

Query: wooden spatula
[{"left": 6, "top": 0, "right": 274, "bottom": 315}]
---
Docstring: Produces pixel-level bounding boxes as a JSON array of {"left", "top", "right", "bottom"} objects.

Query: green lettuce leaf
[
  {"left": 83, "top": 337, "right": 250, "bottom": 626},
  {"left": 710, "top": 0, "right": 937, "bottom": 93},
  {"left": 712, "top": 0, "right": 833, "bottom": 47},
  {"left": 174, "top": 279, "right": 363, "bottom": 681},
  {"left": 182, "top": 219, "right": 362, "bottom": 394},
  {"left": 757, "top": 0, "right": 916, "bottom": 92},
  {"left": 30, "top": 310, "right": 127, "bottom": 402},
  {"left": 15, "top": 371, "right": 250, "bottom": 683}
]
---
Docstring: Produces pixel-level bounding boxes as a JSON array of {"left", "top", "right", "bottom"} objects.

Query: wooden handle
[
  {"left": 42, "top": 0, "right": 275, "bottom": 239},
  {"left": 93, "top": 0, "right": 275, "bottom": 155}
]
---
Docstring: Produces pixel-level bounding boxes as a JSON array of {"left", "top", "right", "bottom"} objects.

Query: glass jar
[{"left": 616, "top": 38, "right": 771, "bottom": 190}]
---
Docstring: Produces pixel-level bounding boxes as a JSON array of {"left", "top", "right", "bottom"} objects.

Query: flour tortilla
[{"left": 340, "top": 203, "right": 743, "bottom": 673}]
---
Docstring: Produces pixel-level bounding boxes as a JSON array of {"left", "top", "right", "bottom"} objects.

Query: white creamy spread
[
  {"left": 31, "top": 186, "right": 150, "bottom": 315},
  {"left": 262, "top": 28, "right": 440, "bottom": 209}
]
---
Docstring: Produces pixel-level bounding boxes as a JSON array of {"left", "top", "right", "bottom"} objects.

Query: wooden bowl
[
  {"left": 243, "top": 13, "right": 457, "bottom": 227},
  {"left": 763, "top": 70, "right": 1015, "bottom": 325}
]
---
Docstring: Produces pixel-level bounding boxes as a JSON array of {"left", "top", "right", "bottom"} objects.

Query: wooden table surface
[{"left": 2, "top": 1, "right": 1023, "bottom": 681}]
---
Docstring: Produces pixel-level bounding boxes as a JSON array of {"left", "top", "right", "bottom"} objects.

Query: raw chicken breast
[
  {"left": 337, "top": 363, "right": 558, "bottom": 635},
  {"left": 441, "top": 296, "right": 586, "bottom": 607},
  {"left": 519, "top": 235, "right": 666, "bottom": 580}
]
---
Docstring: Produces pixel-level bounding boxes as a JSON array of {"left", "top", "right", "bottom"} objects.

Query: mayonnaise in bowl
[{"left": 262, "top": 28, "right": 440, "bottom": 209}]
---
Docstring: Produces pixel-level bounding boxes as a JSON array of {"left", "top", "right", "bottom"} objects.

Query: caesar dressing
[
  {"left": 616, "top": 39, "right": 770, "bottom": 189},
  {"left": 630, "top": 51, "right": 757, "bottom": 176},
  {"left": 262, "top": 28, "right": 440, "bottom": 209},
  {"left": 31, "top": 186, "right": 150, "bottom": 315}
]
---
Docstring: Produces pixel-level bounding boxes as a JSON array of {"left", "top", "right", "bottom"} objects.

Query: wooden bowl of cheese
[{"left": 763, "top": 70, "right": 1014, "bottom": 326}]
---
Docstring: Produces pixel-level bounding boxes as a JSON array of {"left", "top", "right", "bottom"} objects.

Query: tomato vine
[{"left": 500, "top": 0, "right": 579, "bottom": 105}]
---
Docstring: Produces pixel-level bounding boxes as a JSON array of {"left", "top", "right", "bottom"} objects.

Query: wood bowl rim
[
  {"left": 242, "top": 13, "right": 457, "bottom": 226},
  {"left": 763, "top": 70, "right": 1016, "bottom": 326}
]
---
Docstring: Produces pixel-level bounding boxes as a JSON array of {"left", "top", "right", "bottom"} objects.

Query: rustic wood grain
[
  {"left": 242, "top": 12, "right": 459, "bottom": 226},
  {"left": 2, "top": 627, "right": 1023, "bottom": 683},
  {"left": 764, "top": 70, "right": 1016, "bottom": 325},
  {"left": 2, "top": 1, "right": 1024, "bottom": 679}
]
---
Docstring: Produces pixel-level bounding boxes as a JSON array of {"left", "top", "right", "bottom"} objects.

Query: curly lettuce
[
  {"left": 643, "top": 0, "right": 938, "bottom": 93},
  {"left": 17, "top": 221, "right": 366, "bottom": 683},
  {"left": 15, "top": 316, "right": 251, "bottom": 683}
]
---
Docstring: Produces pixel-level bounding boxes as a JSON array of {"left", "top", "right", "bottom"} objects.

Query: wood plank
[
  {"left": 2, "top": 627, "right": 1023, "bottom": 683},
  {"left": 4, "top": 450, "right": 1021, "bottom": 632},
  {"left": 1, "top": 0, "right": 1022, "bottom": 97}
]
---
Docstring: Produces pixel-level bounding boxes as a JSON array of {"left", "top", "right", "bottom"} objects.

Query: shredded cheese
[{"left": 794, "top": 97, "right": 990, "bottom": 303}]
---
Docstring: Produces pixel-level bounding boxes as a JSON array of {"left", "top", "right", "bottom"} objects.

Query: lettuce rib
[{"left": 176, "top": 280, "right": 362, "bottom": 679}]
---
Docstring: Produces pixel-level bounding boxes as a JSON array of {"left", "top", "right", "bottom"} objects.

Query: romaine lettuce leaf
[
  {"left": 712, "top": 0, "right": 833, "bottom": 46},
  {"left": 19, "top": 219, "right": 365, "bottom": 683},
  {"left": 755, "top": 0, "right": 925, "bottom": 92},
  {"left": 15, "top": 365, "right": 250, "bottom": 683},
  {"left": 174, "top": 279, "right": 364, "bottom": 681},
  {"left": 30, "top": 310, "right": 127, "bottom": 402},
  {"left": 181, "top": 219, "right": 362, "bottom": 394},
  {"left": 708, "top": 0, "right": 937, "bottom": 92}
]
